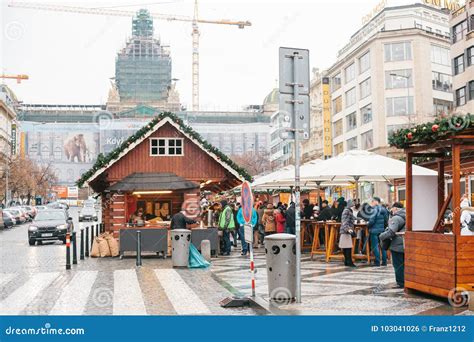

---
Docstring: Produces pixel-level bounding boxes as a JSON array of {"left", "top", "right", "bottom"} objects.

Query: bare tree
[{"left": 231, "top": 150, "right": 274, "bottom": 176}]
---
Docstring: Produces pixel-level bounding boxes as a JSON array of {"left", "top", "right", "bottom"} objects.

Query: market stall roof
[
  {"left": 276, "top": 150, "right": 438, "bottom": 183},
  {"left": 77, "top": 112, "right": 252, "bottom": 191},
  {"left": 109, "top": 172, "right": 199, "bottom": 192}
]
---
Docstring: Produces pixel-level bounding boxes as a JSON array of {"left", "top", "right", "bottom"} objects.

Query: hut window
[{"left": 150, "top": 138, "right": 184, "bottom": 156}]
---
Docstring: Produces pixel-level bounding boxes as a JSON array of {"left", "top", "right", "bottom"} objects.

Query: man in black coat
[
  {"left": 170, "top": 210, "right": 197, "bottom": 230},
  {"left": 302, "top": 199, "right": 314, "bottom": 219},
  {"left": 317, "top": 200, "right": 332, "bottom": 221},
  {"left": 285, "top": 202, "right": 296, "bottom": 234}
]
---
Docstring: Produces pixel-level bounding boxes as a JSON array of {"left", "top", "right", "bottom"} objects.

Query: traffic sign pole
[{"left": 241, "top": 181, "right": 255, "bottom": 298}]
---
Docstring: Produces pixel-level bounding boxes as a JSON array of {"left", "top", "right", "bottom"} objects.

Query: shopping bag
[
  {"left": 105, "top": 234, "right": 120, "bottom": 257},
  {"left": 90, "top": 237, "right": 100, "bottom": 257},
  {"left": 98, "top": 237, "right": 111, "bottom": 257},
  {"left": 188, "top": 244, "right": 210, "bottom": 268}
]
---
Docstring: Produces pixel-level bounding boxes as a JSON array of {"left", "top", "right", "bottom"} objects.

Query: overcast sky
[{"left": 1, "top": 0, "right": 416, "bottom": 110}]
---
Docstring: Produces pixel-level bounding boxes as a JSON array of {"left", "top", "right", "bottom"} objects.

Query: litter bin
[
  {"left": 171, "top": 229, "right": 191, "bottom": 267},
  {"left": 264, "top": 233, "right": 296, "bottom": 302}
]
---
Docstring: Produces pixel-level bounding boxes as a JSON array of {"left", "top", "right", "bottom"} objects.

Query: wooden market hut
[
  {"left": 77, "top": 113, "right": 251, "bottom": 236},
  {"left": 389, "top": 114, "right": 474, "bottom": 301}
]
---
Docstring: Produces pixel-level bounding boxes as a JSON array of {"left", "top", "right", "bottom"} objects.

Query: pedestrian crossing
[{"left": 0, "top": 269, "right": 227, "bottom": 316}]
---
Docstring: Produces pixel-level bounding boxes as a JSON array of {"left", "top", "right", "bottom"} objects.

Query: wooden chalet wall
[{"left": 106, "top": 122, "right": 231, "bottom": 184}]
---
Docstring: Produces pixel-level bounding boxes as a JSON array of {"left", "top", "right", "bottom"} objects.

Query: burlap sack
[
  {"left": 98, "top": 236, "right": 111, "bottom": 257},
  {"left": 105, "top": 234, "right": 119, "bottom": 257},
  {"left": 90, "top": 237, "right": 100, "bottom": 257}
]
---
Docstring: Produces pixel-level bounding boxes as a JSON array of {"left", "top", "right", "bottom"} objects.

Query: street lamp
[{"left": 390, "top": 72, "right": 412, "bottom": 126}]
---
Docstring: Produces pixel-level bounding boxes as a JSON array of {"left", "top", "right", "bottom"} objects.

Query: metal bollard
[
  {"left": 66, "top": 233, "right": 71, "bottom": 270},
  {"left": 90, "top": 225, "right": 94, "bottom": 249},
  {"left": 72, "top": 231, "right": 77, "bottom": 265},
  {"left": 96, "top": 224, "right": 99, "bottom": 237},
  {"left": 101, "top": 223, "right": 105, "bottom": 233},
  {"left": 136, "top": 230, "right": 142, "bottom": 267},
  {"left": 80, "top": 228, "right": 84, "bottom": 260},
  {"left": 85, "top": 226, "right": 89, "bottom": 257}
]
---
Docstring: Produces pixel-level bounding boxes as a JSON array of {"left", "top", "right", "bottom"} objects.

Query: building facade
[
  {"left": 0, "top": 85, "right": 18, "bottom": 162},
  {"left": 301, "top": 69, "right": 324, "bottom": 162},
  {"left": 450, "top": 0, "right": 474, "bottom": 112},
  {"left": 327, "top": 2, "right": 453, "bottom": 158}
]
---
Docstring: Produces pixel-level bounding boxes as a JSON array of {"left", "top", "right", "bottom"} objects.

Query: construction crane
[
  {"left": 0, "top": 74, "right": 29, "bottom": 84},
  {"left": 8, "top": 0, "right": 251, "bottom": 111}
]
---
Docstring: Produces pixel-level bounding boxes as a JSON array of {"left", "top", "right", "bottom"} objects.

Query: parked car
[
  {"left": 12, "top": 207, "right": 31, "bottom": 222},
  {"left": 28, "top": 209, "right": 73, "bottom": 245},
  {"left": 4, "top": 208, "right": 25, "bottom": 224},
  {"left": 2, "top": 210, "right": 14, "bottom": 228},
  {"left": 21, "top": 206, "right": 37, "bottom": 220},
  {"left": 35, "top": 206, "right": 48, "bottom": 211},
  {"left": 79, "top": 205, "right": 98, "bottom": 222}
]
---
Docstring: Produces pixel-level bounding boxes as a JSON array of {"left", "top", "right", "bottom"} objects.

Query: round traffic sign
[{"left": 241, "top": 181, "right": 253, "bottom": 224}]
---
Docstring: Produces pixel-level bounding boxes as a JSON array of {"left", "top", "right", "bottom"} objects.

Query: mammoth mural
[{"left": 64, "top": 134, "right": 88, "bottom": 163}]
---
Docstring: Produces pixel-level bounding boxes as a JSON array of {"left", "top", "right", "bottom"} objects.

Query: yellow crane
[
  {"left": 8, "top": 0, "right": 251, "bottom": 111},
  {"left": 0, "top": 74, "right": 29, "bottom": 84}
]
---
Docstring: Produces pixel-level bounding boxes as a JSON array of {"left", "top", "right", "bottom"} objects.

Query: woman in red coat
[{"left": 274, "top": 208, "right": 286, "bottom": 233}]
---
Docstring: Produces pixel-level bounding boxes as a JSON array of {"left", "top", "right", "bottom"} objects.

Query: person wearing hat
[
  {"left": 379, "top": 202, "right": 406, "bottom": 287},
  {"left": 339, "top": 199, "right": 356, "bottom": 267}
]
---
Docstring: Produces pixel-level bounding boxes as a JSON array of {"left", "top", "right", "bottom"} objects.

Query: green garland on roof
[
  {"left": 388, "top": 113, "right": 473, "bottom": 149},
  {"left": 77, "top": 112, "right": 253, "bottom": 187}
]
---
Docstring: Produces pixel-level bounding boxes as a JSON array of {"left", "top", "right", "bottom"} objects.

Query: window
[
  {"left": 359, "top": 51, "right": 370, "bottom": 74},
  {"left": 361, "top": 104, "right": 373, "bottom": 124},
  {"left": 452, "top": 19, "right": 467, "bottom": 43},
  {"left": 333, "top": 119, "right": 343, "bottom": 137},
  {"left": 426, "top": 26, "right": 432, "bottom": 32},
  {"left": 333, "top": 96, "right": 342, "bottom": 114},
  {"left": 433, "top": 99, "right": 452, "bottom": 116},
  {"left": 345, "top": 63, "right": 355, "bottom": 83},
  {"left": 386, "top": 96, "right": 414, "bottom": 116},
  {"left": 150, "top": 138, "right": 183, "bottom": 156},
  {"left": 469, "top": 81, "right": 474, "bottom": 102},
  {"left": 334, "top": 142, "right": 344, "bottom": 156},
  {"left": 432, "top": 72, "right": 452, "bottom": 92},
  {"left": 385, "top": 69, "right": 412, "bottom": 89},
  {"left": 468, "top": 46, "right": 474, "bottom": 66},
  {"left": 455, "top": 87, "right": 466, "bottom": 107},
  {"left": 384, "top": 42, "right": 412, "bottom": 62},
  {"left": 346, "top": 137, "right": 358, "bottom": 151},
  {"left": 345, "top": 87, "right": 356, "bottom": 107},
  {"left": 431, "top": 45, "right": 450, "bottom": 66},
  {"left": 360, "top": 78, "right": 371, "bottom": 99},
  {"left": 332, "top": 73, "right": 342, "bottom": 91},
  {"left": 454, "top": 54, "right": 465, "bottom": 75},
  {"left": 346, "top": 112, "right": 357, "bottom": 132},
  {"left": 361, "top": 130, "right": 373, "bottom": 150}
]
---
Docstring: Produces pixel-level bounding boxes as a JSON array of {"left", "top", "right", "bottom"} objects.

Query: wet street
[{"left": 0, "top": 210, "right": 472, "bottom": 316}]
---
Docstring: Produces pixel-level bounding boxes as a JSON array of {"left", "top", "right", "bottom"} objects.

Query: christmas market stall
[
  {"left": 77, "top": 112, "right": 250, "bottom": 256},
  {"left": 389, "top": 114, "right": 474, "bottom": 302}
]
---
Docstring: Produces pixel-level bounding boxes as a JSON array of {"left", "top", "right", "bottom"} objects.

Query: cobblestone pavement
[{"left": 1, "top": 216, "right": 472, "bottom": 316}]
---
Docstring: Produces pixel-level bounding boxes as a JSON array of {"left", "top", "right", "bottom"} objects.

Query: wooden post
[
  {"left": 452, "top": 143, "right": 461, "bottom": 236},
  {"left": 437, "top": 159, "right": 445, "bottom": 213},
  {"left": 406, "top": 152, "right": 413, "bottom": 231}
]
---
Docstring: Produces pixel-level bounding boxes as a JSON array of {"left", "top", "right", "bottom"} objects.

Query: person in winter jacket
[
  {"left": 379, "top": 202, "right": 405, "bottom": 287},
  {"left": 275, "top": 208, "right": 286, "bottom": 233},
  {"left": 218, "top": 200, "right": 235, "bottom": 256},
  {"left": 368, "top": 197, "right": 389, "bottom": 266},
  {"left": 236, "top": 206, "right": 258, "bottom": 255},
  {"left": 302, "top": 199, "right": 314, "bottom": 219},
  {"left": 339, "top": 200, "right": 356, "bottom": 267},
  {"left": 262, "top": 203, "right": 276, "bottom": 235},
  {"left": 285, "top": 202, "right": 296, "bottom": 234},
  {"left": 317, "top": 200, "right": 332, "bottom": 221}
]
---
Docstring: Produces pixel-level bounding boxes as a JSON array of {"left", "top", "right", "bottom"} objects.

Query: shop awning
[{"left": 109, "top": 172, "right": 199, "bottom": 192}]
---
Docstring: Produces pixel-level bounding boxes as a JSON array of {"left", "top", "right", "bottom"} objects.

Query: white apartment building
[
  {"left": 450, "top": 0, "right": 474, "bottom": 112},
  {"left": 302, "top": 69, "right": 324, "bottom": 162},
  {"left": 327, "top": 2, "right": 453, "bottom": 158},
  {"left": 0, "top": 85, "right": 18, "bottom": 162}
]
